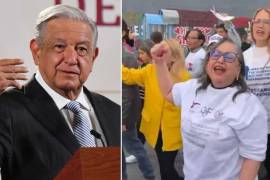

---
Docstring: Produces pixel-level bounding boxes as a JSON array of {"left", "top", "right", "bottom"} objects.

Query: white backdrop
[{"left": 0, "top": 0, "right": 121, "bottom": 104}]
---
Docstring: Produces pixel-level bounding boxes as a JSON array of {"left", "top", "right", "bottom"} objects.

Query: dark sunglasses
[{"left": 209, "top": 49, "right": 238, "bottom": 63}]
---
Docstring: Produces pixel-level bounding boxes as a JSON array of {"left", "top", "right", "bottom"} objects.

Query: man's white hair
[{"left": 34, "top": 4, "right": 98, "bottom": 48}]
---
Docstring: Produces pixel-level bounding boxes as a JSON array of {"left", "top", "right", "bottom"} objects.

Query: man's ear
[
  {"left": 199, "top": 39, "right": 204, "bottom": 46},
  {"left": 92, "top": 47, "right": 99, "bottom": 62},
  {"left": 30, "top": 39, "right": 41, "bottom": 65}
]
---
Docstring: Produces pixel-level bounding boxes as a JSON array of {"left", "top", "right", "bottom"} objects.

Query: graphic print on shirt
[
  {"left": 187, "top": 62, "right": 193, "bottom": 71},
  {"left": 190, "top": 101, "right": 200, "bottom": 108},
  {"left": 245, "top": 65, "right": 270, "bottom": 97},
  {"left": 183, "top": 101, "right": 224, "bottom": 148}
]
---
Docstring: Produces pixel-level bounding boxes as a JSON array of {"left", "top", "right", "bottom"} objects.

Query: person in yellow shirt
[{"left": 122, "top": 38, "right": 190, "bottom": 180}]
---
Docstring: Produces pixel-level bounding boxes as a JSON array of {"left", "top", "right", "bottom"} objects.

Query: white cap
[{"left": 208, "top": 34, "right": 223, "bottom": 45}]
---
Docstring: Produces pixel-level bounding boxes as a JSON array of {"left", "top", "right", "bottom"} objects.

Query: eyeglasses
[
  {"left": 185, "top": 36, "right": 199, "bottom": 40},
  {"left": 209, "top": 49, "right": 238, "bottom": 63},
  {"left": 252, "top": 18, "right": 270, "bottom": 25}
]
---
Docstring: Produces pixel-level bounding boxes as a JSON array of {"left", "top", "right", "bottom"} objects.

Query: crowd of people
[{"left": 122, "top": 7, "right": 270, "bottom": 180}]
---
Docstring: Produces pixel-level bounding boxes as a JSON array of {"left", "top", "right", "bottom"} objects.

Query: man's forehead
[
  {"left": 46, "top": 29, "right": 92, "bottom": 36},
  {"left": 45, "top": 18, "right": 92, "bottom": 32},
  {"left": 190, "top": 31, "right": 199, "bottom": 36},
  {"left": 46, "top": 29, "right": 92, "bottom": 38},
  {"left": 216, "top": 28, "right": 225, "bottom": 31},
  {"left": 42, "top": 31, "right": 93, "bottom": 46}
]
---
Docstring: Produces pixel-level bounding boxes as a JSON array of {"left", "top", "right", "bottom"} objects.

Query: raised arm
[{"left": 151, "top": 42, "right": 174, "bottom": 103}]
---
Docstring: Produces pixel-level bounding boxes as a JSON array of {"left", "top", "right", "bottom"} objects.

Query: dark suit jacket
[{"left": 0, "top": 78, "right": 120, "bottom": 180}]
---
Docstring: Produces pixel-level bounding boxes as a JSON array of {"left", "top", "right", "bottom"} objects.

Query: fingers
[
  {"left": 0, "top": 58, "right": 28, "bottom": 80},
  {"left": 150, "top": 44, "right": 161, "bottom": 59},
  {"left": 151, "top": 43, "right": 170, "bottom": 64},
  {"left": 0, "top": 80, "right": 21, "bottom": 93},
  {"left": 6, "top": 80, "right": 21, "bottom": 89},
  {"left": 5, "top": 73, "right": 28, "bottom": 80},
  {"left": 0, "top": 65, "right": 28, "bottom": 73},
  {"left": 0, "top": 58, "right": 24, "bottom": 66},
  {"left": 151, "top": 43, "right": 166, "bottom": 56},
  {"left": 0, "top": 59, "right": 28, "bottom": 92},
  {"left": 0, "top": 58, "right": 28, "bottom": 73}
]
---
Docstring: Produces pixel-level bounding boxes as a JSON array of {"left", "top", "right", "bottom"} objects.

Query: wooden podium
[{"left": 54, "top": 147, "right": 120, "bottom": 180}]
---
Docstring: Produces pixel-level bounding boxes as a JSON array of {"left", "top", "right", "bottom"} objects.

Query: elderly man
[{"left": 0, "top": 5, "right": 120, "bottom": 180}]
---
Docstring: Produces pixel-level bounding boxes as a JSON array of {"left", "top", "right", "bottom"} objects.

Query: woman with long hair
[{"left": 122, "top": 38, "right": 190, "bottom": 180}]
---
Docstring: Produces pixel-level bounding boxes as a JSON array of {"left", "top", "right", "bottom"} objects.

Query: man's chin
[{"left": 55, "top": 83, "right": 82, "bottom": 95}]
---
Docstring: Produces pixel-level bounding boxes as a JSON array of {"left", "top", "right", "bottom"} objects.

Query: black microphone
[{"left": 90, "top": 129, "right": 105, "bottom": 147}]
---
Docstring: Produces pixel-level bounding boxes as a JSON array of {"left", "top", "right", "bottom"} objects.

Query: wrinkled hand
[
  {"left": 150, "top": 42, "right": 171, "bottom": 65},
  {"left": 0, "top": 58, "right": 28, "bottom": 93}
]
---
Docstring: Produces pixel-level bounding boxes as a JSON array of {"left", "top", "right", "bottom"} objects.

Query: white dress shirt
[{"left": 35, "top": 71, "right": 106, "bottom": 147}]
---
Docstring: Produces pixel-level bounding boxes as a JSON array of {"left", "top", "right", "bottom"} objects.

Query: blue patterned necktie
[{"left": 66, "top": 101, "right": 96, "bottom": 147}]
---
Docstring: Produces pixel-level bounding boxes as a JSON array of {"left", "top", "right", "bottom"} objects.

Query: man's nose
[{"left": 64, "top": 46, "right": 78, "bottom": 64}]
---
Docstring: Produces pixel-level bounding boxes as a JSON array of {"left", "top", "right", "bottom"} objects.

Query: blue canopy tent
[
  {"left": 139, "top": 10, "right": 180, "bottom": 40},
  {"left": 139, "top": 13, "right": 164, "bottom": 39}
]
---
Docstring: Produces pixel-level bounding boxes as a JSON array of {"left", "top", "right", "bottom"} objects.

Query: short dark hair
[
  {"left": 122, "top": 19, "right": 134, "bottom": 47},
  {"left": 215, "top": 23, "right": 228, "bottom": 33},
  {"left": 122, "top": 19, "right": 128, "bottom": 33},
  {"left": 185, "top": 29, "right": 205, "bottom": 46},
  {"left": 150, "top": 31, "right": 163, "bottom": 44}
]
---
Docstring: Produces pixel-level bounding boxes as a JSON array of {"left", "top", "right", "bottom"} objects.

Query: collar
[
  {"left": 190, "top": 47, "right": 202, "bottom": 53},
  {"left": 35, "top": 71, "right": 90, "bottom": 111}
]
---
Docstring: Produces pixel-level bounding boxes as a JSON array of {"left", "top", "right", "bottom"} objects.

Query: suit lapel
[
  {"left": 83, "top": 88, "right": 110, "bottom": 144},
  {"left": 22, "top": 78, "right": 79, "bottom": 154}
]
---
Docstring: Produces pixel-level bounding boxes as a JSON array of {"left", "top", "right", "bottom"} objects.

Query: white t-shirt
[
  {"left": 172, "top": 79, "right": 267, "bottom": 180},
  {"left": 185, "top": 48, "right": 206, "bottom": 78},
  {"left": 244, "top": 46, "right": 270, "bottom": 133}
]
